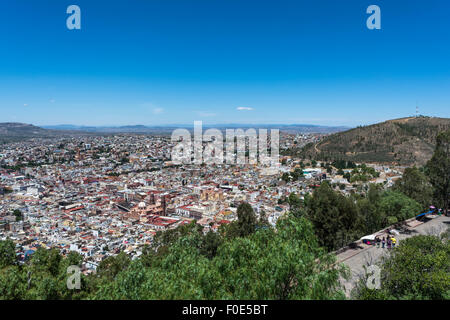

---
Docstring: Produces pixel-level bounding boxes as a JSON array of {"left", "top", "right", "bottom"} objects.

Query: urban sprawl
[{"left": 0, "top": 133, "right": 405, "bottom": 275}]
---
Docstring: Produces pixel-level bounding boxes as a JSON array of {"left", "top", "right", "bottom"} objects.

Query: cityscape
[{"left": 0, "top": 0, "right": 449, "bottom": 311}]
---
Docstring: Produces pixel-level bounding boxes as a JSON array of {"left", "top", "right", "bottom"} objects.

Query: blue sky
[{"left": 0, "top": 0, "right": 449, "bottom": 127}]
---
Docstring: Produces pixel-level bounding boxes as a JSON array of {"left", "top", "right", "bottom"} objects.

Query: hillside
[
  {"left": 0, "top": 123, "right": 92, "bottom": 144},
  {"left": 292, "top": 116, "right": 450, "bottom": 165},
  {"left": 0, "top": 122, "right": 51, "bottom": 136}
]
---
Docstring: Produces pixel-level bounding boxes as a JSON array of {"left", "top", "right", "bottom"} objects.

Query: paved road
[{"left": 337, "top": 215, "right": 450, "bottom": 298}]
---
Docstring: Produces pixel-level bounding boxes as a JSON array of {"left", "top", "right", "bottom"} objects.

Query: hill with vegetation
[
  {"left": 0, "top": 123, "right": 93, "bottom": 144},
  {"left": 291, "top": 116, "right": 450, "bottom": 165}
]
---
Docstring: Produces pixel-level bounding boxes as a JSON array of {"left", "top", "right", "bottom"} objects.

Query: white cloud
[
  {"left": 23, "top": 103, "right": 28, "bottom": 107},
  {"left": 152, "top": 108, "right": 164, "bottom": 115},
  {"left": 237, "top": 106, "right": 253, "bottom": 111},
  {"left": 140, "top": 102, "right": 164, "bottom": 115}
]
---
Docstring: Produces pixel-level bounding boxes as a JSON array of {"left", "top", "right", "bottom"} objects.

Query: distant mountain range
[
  {"left": 0, "top": 122, "right": 349, "bottom": 144},
  {"left": 42, "top": 124, "right": 350, "bottom": 134},
  {"left": 3, "top": 117, "right": 450, "bottom": 165},
  {"left": 289, "top": 116, "right": 450, "bottom": 165}
]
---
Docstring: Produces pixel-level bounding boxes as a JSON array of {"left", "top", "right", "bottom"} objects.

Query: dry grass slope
[{"left": 296, "top": 116, "right": 450, "bottom": 165}]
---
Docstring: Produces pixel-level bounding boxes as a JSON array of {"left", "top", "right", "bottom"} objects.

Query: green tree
[
  {"left": 355, "top": 184, "right": 384, "bottom": 234},
  {"left": 96, "top": 252, "right": 131, "bottom": 281},
  {"left": 0, "top": 266, "right": 27, "bottom": 299},
  {"left": 288, "top": 192, "right": 301, "bottom": 210},
  {"left": 291, "top": 168, "right": 304, "bottom": 181},
  {"left": 14, "top": 247, "right": 90, "bottom": 300},
  {"left": 0, "top": 240, "right": 16, "bottom": 269},
  {"left": 214, "top": 216, "right": 348, "bottom": 299},
  {"left": 344, "top": 173, "right": 351, "bottom": 182},
  {"left": 288, "top": 192, "right": 305, "bottom": 218},
  {"left": 236, "top": 202, "right": 257, "bottom": 237},
  {"left": 30, "top": 248, "right": 62, "bottom": 277},
  {"left": 258, "top": 210, "right": 271, "bottom": 228},
  {"left": 426, "top": 130, "right": 450, "bottom": 214},
  {"left": 12, "top": 209, "right": 22, "bottom": 222},
  {"left": 200, "top": 231, "right": 223, "bottom": 259},
  {"left": 153, "top": 220, "right": 203, "bottom": 251},
  {"left": 306, "top": 182, "right": 362, "bottom": 251},
  {"left": 94, "top": 235, "right": 217, "bottom": 299},
  {"left": 281, "top": 172, "right": 291, "bottom": 183},
  {"left": 378, "top": 191, "right": 422, "bottom": 225},
  {"left": 393, "top": 166, "right": 433, "bottom": 210},
  {"left": 94, "top": 216, "right": 348, "bottom": 300}
]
